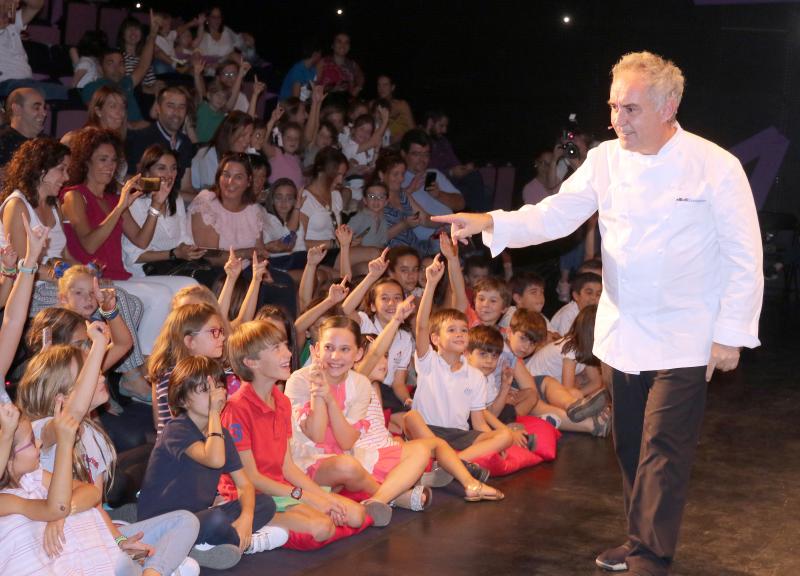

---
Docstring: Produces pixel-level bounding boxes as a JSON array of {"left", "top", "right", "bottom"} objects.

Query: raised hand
[
  {"left": 92, "top": 277, "right": 116, "bottom": 313},
  {"left": 52, "top": 396, "right": 80, "bottom": 446},
  {"left": 86, "top": 320, "right": 111, "bottom": 347},
  {"left": 366, "top": 248, "right": 390, "bottom": 278},
  {"left": 269, "top": 104, "right": 285, "bottom": 126},
  {"left": 0, "top": 403, "right": 20, "bottom": 439},
  {"left": 335, "top": 224, "right": 353, "bottom": 247},
  {"left": 239, "top": 61, "right": 252, "bottom": 77},
  {"left": 393, "top": 294, "right": 416, "bottom": 322},
  {"left": 252, "top": 75, "right": 266, "bottom": 97},
  {"left": 311, "top": 82, "right": 325, "bottom": 105},
  {"left": 0, "top": 235, "right": 17, "bottom": 269},
  {"left": 425, "top": 253, "right": 446, "bottom": 284},
  {"left": 439, "top": 230, "right": 458, "bottom": 261},
  {"left": 306, "top": 244, "right": 327, "bottom": 266},
  {"left": 327, "top": 276, "right": 350, "bottom": 304},
  {"left": 224, "top": 246, "right": 243, "bottom": 278}
]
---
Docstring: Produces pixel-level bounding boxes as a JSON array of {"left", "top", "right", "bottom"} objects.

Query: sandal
[
  {"left": 591, "top": 406, "right": 612, "bottom": 438},
  {"left": 362, "top": 499, "right": 393, "bottom": 527},
  {"left": 464, "top": 482, "right": 504, "bottom": 502},
  {"left": 391, "top": 485, "right": 432, "bottom": 512}
]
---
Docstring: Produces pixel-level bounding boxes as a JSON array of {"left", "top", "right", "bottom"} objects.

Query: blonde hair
[
  {"left": 227, "top": 320, "right": 285, "bottom": 382},
  {"left": 16, "top": 345, "right": 117, "bottom": 487},
  {"left": 58, "top": 265, "right": 95, "bottom": 299},
  {"left": 147, "top": 303, "right": 221, "bottom": 383},
  {"left": 611, "top": 51, "right": 684, "bottom": 121}
]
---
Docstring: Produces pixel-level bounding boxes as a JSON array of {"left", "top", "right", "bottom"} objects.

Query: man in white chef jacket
[{"left": 433, "top": 51, "right": 763, "bottom": 576}]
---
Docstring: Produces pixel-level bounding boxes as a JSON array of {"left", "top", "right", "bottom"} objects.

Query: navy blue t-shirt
[{"left": 137, "top": 413, "right": 242, "bottom": 520}]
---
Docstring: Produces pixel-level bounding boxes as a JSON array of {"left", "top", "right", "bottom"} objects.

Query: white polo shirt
[{"left": 412, "top": 349, "right": 487, "bottom": 430}]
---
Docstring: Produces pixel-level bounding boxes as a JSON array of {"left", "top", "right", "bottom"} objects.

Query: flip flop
[{"left": 464, "top": 482, "right": 504, "bottom": 502}]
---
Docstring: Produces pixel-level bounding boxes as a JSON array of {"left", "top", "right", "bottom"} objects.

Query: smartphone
[
  {"left": 140, "top": 177, "right": 161, "bottom": 192},
  {"left": 424, "top": 171, "right": 437, "bottom": 188}
]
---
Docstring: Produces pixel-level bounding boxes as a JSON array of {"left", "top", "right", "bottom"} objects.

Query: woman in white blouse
[{"left": 122, "top": 144, "right": 206, "bottom": 282}]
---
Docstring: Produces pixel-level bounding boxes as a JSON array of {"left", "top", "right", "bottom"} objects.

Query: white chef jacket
[{"left": 483, "top": 125, "right": 763, "bottom": 374}]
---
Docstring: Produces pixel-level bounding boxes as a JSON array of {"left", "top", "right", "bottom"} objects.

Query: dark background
[{"left": 145, "top": 0, "right": 800, "bottom": 212}]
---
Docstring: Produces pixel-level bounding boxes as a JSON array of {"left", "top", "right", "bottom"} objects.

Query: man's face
[
  {"left": 218, "top": 64, "right": 239, "bottom": 89},
  {"left": 574, "top": 282, "right": 602, "bottom": 310},
  {"left": 609, "top": 71, "right": 675, "bottom": 155},
  {"left": 428, "top": 117, "right": 448, "bottom": 139},
  {"left": 157, "top": 91, "right": 188, "bottom": 134},
  {"left": 403, "top": 143, "right": 430, "bottom": 174},
  {"left": 14, "top": 91, "right": 47, "bottom": 137},
  {"left": 101, "top": 53, "right": 125, "bottom": 82}
]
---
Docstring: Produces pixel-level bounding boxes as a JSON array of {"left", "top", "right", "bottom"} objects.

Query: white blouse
[{"left": 0, "top": 190, "right": 67, "bottom": 263}]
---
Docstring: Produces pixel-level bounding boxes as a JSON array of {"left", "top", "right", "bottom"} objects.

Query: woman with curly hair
[{"left": 60, "top": 127, "right": 196, "bottom": 401}]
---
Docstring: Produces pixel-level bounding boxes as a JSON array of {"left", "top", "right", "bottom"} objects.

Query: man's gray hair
[{"left": 612, "top": 51, "right": 684, "bottom": 121}]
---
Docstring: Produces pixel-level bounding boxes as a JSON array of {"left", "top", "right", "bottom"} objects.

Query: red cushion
[
  {"left": 515, "top": 415, "right": 561, "bottom": 461},
  {"left": 472, "top": 445, "right": 543, "bottom": 477},
  {"left": 284, "top": 516, "right": 374, "bottom": 550}
]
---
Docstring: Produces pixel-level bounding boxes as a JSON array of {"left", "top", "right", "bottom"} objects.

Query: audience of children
[{"left": 0, "top": 12, "right": 617, "bottom": 569}]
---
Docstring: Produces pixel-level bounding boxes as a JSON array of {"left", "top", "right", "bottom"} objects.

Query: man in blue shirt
[{"left": 279, "top": 40, "right": 321, "bottom": 101}]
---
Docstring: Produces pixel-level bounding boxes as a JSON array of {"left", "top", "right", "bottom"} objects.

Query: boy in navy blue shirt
[{"left": 138, "top": 356, "right": 278, "bottom": 570}]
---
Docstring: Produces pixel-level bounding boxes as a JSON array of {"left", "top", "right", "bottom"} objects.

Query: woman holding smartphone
[{"left": 60, "top": 128, "right": 197, "bottom": 399}]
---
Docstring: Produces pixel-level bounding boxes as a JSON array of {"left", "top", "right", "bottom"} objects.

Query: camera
[{"left": 559, "top": 113, "right": 581, "bottom": 160}]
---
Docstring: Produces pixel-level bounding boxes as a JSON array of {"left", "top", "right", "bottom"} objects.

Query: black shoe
[
  {"left": 595, "top": 541, "right": 632, "bottom": 572},
  {"left": 461, "top": 460, "right": 490, "bottom": 483}
]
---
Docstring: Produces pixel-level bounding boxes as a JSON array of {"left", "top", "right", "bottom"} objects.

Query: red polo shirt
[{"left": 218, "top": 382, "right": 292, "bottom": 501}]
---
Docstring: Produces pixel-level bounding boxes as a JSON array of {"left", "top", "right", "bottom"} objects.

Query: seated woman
[
  {"left": 122, "top": 144, "right": 209, "bottom": 278},
  {"left": 375, "top": 153, "right": 437, "bottom": 257},
  {"left": 61, "top": 85, "right": 129, "bottom": 180},
  {"left": 301, "top": 147, "right": 379, "bottom": 275},
  {"left": 196, "top": 6, "right": 242, "bottom": 73},
  {"left": 191, "top": 111, "right": 254, "bottom": 191},
  {"left": 0, "top": 137, "right": 149, "bottom": 399},
  {"left": 189, "top": 152, "right": 297, "bottom": 317},
  {"left": 60, "top": 127, "right": 197, "bottom": 396}
]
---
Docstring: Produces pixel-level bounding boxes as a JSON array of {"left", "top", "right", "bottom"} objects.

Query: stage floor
[{"left": 222, "top": 290, "right": 800, "bottom": 576}]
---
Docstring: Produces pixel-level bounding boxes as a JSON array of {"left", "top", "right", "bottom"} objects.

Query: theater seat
[{"left": 52, "top": 108, "right": 88, "bottom": 139}]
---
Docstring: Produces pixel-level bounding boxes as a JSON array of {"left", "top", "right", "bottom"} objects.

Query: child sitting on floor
[
  {"left": 221, "top": 319, "right": 368, "bottom": 542},
  {"left": 406, "top": 254, "right": 513, "bottom": 461},
  {"left": 550, "top": 271, "right": 602, "bottom": 336},
  {"left": 137, "top": 356, "right": 280, "bottom": 570}
]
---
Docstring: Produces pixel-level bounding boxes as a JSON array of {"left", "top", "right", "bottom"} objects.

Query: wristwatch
[
  {"left": 17, "top": 259, "right": 38, "bottom": 275},
  {"left": 290, "top": 486, "right": 303, "bottom": 500}
]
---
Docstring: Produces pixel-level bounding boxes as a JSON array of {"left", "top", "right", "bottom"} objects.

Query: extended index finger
[{"left": 705, "top": 358, "right": 716, "bottom": 382}]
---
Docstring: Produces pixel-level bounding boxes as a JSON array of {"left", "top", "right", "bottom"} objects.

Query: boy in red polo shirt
[{"left": 220, "top": 320, "right": 368, "bottom": 542}]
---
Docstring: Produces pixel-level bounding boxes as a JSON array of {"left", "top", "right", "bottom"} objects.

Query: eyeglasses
[
  {"left": 366, "top": 193, "right": 387, "bottom": 201},
  {"left": 193, "top": 327, "right": 225, "bottom": 339},
  {"left": 221, "top": 71, "right": 237, "bottom": 78}
]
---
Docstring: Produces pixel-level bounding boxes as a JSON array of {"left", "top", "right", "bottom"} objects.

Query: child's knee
[
  {"left": 498, "top": 428, "right": 514, "bottom": 448},
  {"left": 335, "top": 455, "right": 367, "bottom": 479},
  {"left": 310, "top": 515, "right": 336, "bottom": 541}
]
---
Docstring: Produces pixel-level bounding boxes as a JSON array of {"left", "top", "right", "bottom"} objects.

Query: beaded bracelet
[
  {"left": 115, "top": 535, "right": 128, "bottom": 546},
  {"left": 1, "top": 264, "right": 17, "bottom": 278},
  {"left": 99, "top": 304, "right": 120, "bottom": 321}
]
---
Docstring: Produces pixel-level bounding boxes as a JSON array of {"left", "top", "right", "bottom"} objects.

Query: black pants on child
[{"left": 194, "top": 494, "right": 276, "bottom": 546}]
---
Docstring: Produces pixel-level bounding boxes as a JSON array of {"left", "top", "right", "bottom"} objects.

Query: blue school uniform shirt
[
  {"left": 279, "top": 60, "right": 317, "bottom": 101},
  {"left": 137, "top": 413, "right": 242, "bottom": 520}
]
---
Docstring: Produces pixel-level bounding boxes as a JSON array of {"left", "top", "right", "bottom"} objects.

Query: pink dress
[
  {"left": 60, "top": 184, "right": 130, "bottom": 280},
  {"left": 187, "top": 189, "right": 270, "bottom": 250}
]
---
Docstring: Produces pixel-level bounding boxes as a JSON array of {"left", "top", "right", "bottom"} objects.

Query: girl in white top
[
  {"left": 284, "top": 316, "right": 438, "bottom": 522},
  {"left": 340, "top": 251, "right": 414, "bottom": 416}
]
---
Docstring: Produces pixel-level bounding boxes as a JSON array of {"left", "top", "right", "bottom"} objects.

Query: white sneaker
[
  {"left": 170, "top": 557, "right": 200, "bottom": 576},
  {"left": 245, "top": 525, "right": 290, "bottom": 553}
]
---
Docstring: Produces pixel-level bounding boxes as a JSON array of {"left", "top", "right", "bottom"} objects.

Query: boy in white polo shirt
[{"left": 406, "top": 254, "right": 512, "bottom": 462}]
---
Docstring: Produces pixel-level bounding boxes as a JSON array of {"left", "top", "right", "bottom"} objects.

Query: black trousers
[{"left": 609, "top": 366, "right": 708, "bottom": 576}]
